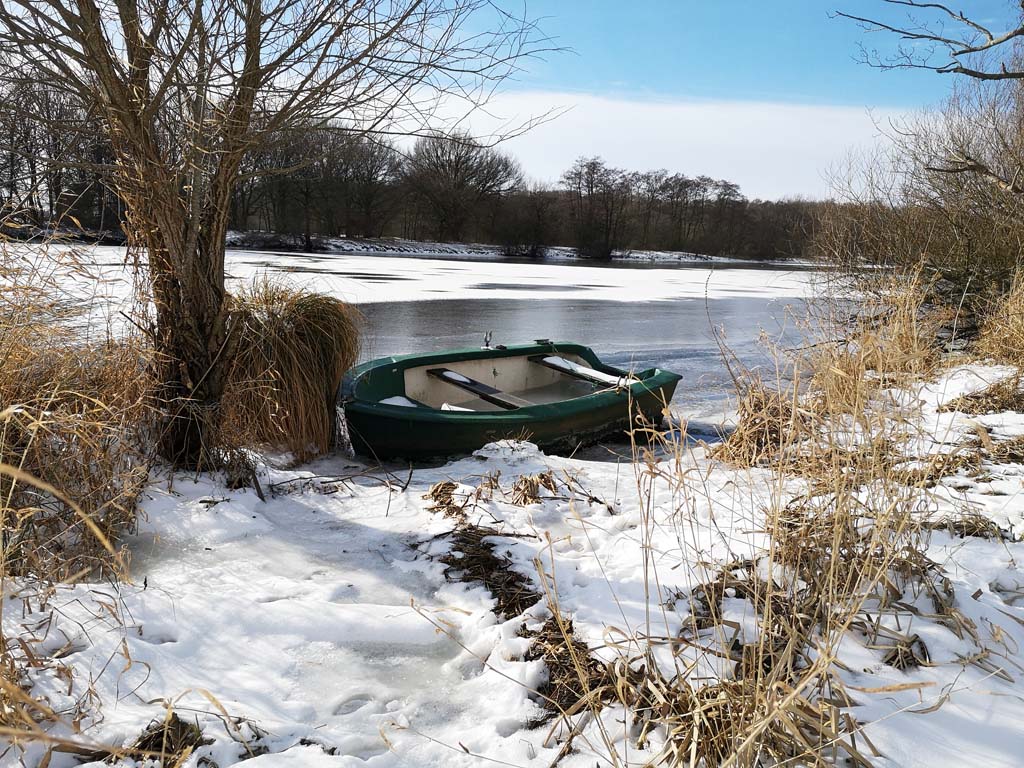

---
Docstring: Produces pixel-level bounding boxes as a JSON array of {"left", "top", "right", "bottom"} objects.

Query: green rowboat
[{"left": 340, "top": 341, "right": 682, "bottom": 459}]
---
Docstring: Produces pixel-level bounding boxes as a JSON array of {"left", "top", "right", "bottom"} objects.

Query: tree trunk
[{"left": 122, "top": 163, "right": 238, "bottom": 469}]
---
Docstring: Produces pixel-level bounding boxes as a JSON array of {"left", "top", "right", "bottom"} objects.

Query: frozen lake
[
  {"left": 57, "top": 245, "right": 813, "bottom": 426},
  {"left": 227, "top": 250, "right": 813, "bottom": 425}
]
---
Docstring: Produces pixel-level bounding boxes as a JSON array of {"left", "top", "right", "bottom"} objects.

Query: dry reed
[
  {"left": 978, "top": 274, "right": 1024, "bottom": 364},
  {"left": 712, "top": 378, "right": 809, "bottom": 467},
  {"left": 715, "top": 270, "right": 946, "bottom": 470},
  {"left": 0, "top": 237, "right": 154, "bottom": 747},
  {"left": 220, "top": 279, "right": 361, "bottom": 463},
  {"left": 939, "top": 375, "right": 1024, "bottom": 414},
  {"left": 547, "top": 271, "right": 1001, "bottom": 767},
  {"left": 808, "top": 270, "right": 947, "bottom": 416},
  {"left": 608, "top": 406, "right": 937, "bottom": 765},
  {"left": 440, "top": 524, "right": 542, "bottom": 619},
  {"left": 0, "top": 241, "right": 152, "bottom": 580}
]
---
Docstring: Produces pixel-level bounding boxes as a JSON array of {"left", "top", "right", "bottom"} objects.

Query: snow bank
[{"left": 4, "top": 363, "right": 1023, "bottom": 766}]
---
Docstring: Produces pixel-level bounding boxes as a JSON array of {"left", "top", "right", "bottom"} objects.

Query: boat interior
[{"left": 389, "top": 353, "right": 637, "bottom": 412}]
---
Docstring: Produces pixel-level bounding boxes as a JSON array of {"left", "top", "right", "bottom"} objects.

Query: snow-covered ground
[{"left": 6, "top": 364, "right": 1024, "bottom": 767}]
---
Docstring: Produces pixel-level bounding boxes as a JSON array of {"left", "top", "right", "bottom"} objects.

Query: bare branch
[{"left": 835, "top": 1, "right": 1024, "bottom": 79}]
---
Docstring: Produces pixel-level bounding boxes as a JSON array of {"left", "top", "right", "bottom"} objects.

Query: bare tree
[
  {"left": 0, "top": 0, "right": 546, "bottom": 466},
  {"left": 837, "top": 1, "right": 1024, "bottom": 229},
  {"left": 495, "top": 182, "right": 558, "bottom": 257},
  {"left": 837, "top": 1, "right": 1024, "bottom": 80},
  {"left": 560, "top": 156, "right": 634, "bottom": 259},
  {"left": 404, "top": 131, "right": 522, "bottom": 241},
  {"left": 632, "top": 169, "right": 666, "bottom": 250}
]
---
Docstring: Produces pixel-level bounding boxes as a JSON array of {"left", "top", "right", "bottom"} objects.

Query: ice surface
[{"left": 35, "top": 243, "right": 810, "bottom": 319}]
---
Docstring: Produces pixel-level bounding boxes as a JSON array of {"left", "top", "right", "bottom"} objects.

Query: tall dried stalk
[
  {"left": 0, "top": 236, "right": 155, "bottom": 744},
  {"left": 977, "top": 273, "right": 1024, "bottom": 365},
  {"left": 524, "top": 276, "right": 972, "bottom": 766}
]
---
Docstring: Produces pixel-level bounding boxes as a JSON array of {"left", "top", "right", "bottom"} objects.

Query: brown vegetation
[
  {"left": 600, "top": 264, "right": 1019, "bottom": 766},
  {"left": 564, "top": 414, "right": 931, "bottom": 766},
  {"left": 0, "top": 243, "right": 151, "bottom": 581},
  {"left": 0, "top": 240, "right": 153, "bottom": 753},
  {"left": 220, "top": 280, "right": 360, "bottom": 464},
  {"left": 714, "top": 270, "right": 946, "bottom": 469},
  {"left": 978, "top": 276, "right": 1024, "bottom": 365},
  {"left": 0, "top": 239, "right": 363, "bottom": 755}
]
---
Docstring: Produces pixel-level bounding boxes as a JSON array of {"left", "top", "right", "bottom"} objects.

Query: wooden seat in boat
[
  {"left": 426, "top": 368, "right": 532, "bottom": 410},
  {"left": 528, "top": 355, "right": 634, "bottom": 388}
]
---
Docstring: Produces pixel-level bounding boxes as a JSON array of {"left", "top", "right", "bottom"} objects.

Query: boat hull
[{"left": 340, "top": 342, "right": 681, "bottom": 460}]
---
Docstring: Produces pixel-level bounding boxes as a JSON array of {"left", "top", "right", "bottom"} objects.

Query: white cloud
[{"left": 464, "top": 91, "right": 906, "bottom": 200}]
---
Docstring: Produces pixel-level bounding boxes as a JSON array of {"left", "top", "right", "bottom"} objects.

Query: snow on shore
[
  {"left": 5, "top": 364, "right": 1024, "bottom": 767},
  {"left": 4, "top": 440, "right": 777, "bottom": 767},
  {"left": 224, "top": 231, "right": 807, "bottom": 269}
]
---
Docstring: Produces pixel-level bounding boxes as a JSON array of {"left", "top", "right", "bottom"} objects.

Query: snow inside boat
[{"left": 339, "top": 341, "right": 682, "bottom": 459}]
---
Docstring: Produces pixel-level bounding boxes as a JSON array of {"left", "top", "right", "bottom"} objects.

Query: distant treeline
[
  {"left": 226, "top": 134, "right": 823, "bottom": 260},
  {"left": 0, "top": 88, "right": 821, "bottom": 259}
]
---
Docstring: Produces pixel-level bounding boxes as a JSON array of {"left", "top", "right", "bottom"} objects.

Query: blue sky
[
  {"left": 516, "top": 0, "right": 962, "bottom": 107},
  {"left": 469, "top": 1, "right": 1015, "bottom": 199}
]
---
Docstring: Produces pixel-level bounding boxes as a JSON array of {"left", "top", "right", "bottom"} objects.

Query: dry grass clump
[
  {"left": 423, "top": 474, "right": 501, "bottom": 519},
  {"left": 712, "top": 378, "right": 810, "bottom": 467},
  {"left": 220, "top": 279, "right": 361, "bottom": 462},
  {"left": 924, "top": 510, "right": 1017, "bottom": 541},
  {"left": 984, "top": 433, "right": 1024, "bottom": 463},
  {"left": 769, "top": 485, "right": 927, "bottom": 628},
  {"left": 0, "top": 239, "right": 155, "bottom": 750},
  {"left": 522, "top": 616, "right": 613, "bottom": 722},
  {"left": 712, "top": 379, "right": 920, "bottom": 484},
  {"left": 0, "top": 244, "right": 152, "bottom": 580},
  {"left": 509, "top": 471, "right": 559, "bottom": 505},
  {"left": 0, "top": 644, "right": 34, "bottom": 732},
  {"left": 1, "top": 341, "right": 152, "bottom": 579},
  {"left": 121, "top": 712, "right": 210, "bottom": 766},
  {"left": 440, "top": 524, "right": 541, "bottom": 618},
  {"left": 809, "top": 271, "right": 948, "bottom": 417},
  {"left": 58, "top": 711, "right": 211, "bottom": 766},
  {"left": 423, "top": 480, "right": 464, "bottom": 517},
  {"left": 621, "top": 672, "right": 873, "bottom": 768},
  {"left": 978, "top": 275, "right": 1024, "bottom": 364},
  {"left": 714, "top": 271, "right": 948, "bottom": 472}
]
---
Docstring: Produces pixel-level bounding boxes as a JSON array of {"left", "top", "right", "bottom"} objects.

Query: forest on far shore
[{"left": 1, "top": 97, "right": 821, "bottom": 260}]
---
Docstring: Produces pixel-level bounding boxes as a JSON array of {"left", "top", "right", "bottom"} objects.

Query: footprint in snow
[
  {"left": 351, "top": 742, "right": 388, "bottom": 760},
  {"left": 255, "top": 594, "right": 298, "bottom": 604},
  {"left": 332, "top": 694, "right": 380, "bottom": 716},
  {"left": 137, "top": 631, "right": 178, "bottom": 645}
]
